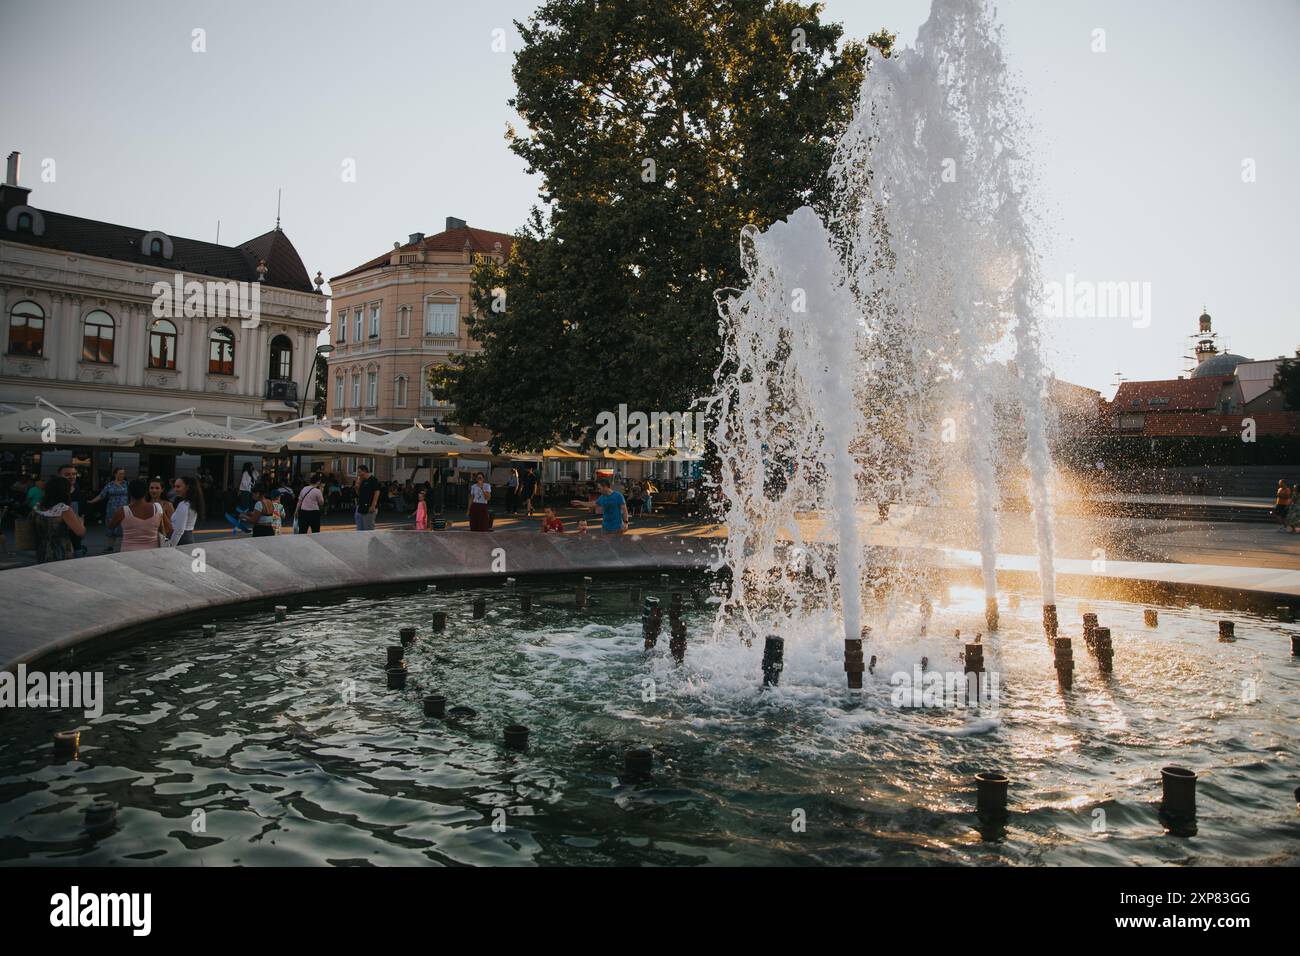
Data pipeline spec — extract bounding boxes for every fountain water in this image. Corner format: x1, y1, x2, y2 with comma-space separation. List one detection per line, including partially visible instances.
708, 0, 1059, 682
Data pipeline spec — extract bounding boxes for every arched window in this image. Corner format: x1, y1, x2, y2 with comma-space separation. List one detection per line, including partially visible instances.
82, 310, 115, 364
209, 326, 235, 375
16, 212, 33, 232
269, 334, 292, 380
148, 318, 177, 369
7, 301, 45, 357
422, 366, 436, 407
397, 305, 411, 338
335, 376, 345, 411
395, 375, 408, 408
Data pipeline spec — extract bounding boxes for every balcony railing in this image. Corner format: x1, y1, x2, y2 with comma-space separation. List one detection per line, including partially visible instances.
264, 379, 299, 404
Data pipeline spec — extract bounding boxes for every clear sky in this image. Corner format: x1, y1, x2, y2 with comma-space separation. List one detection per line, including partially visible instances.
2, 0, 1296, 395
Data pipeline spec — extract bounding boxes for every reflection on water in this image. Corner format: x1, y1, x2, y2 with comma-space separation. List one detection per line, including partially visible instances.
1, 575, 1296, 866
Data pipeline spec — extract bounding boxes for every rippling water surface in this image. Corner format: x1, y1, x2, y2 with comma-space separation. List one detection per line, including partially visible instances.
1, 574, 1296, 866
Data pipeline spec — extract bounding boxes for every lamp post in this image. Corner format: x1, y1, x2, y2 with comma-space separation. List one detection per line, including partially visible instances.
295, 342, 334, 481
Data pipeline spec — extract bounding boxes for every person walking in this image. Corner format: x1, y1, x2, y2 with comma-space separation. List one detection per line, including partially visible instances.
168, 475, 205, 547
89, 467, 130, 553
468, 472, 492, 531
643, 477, 657, 515
1275, 479, 1293, 532
571, 478, 628, 534
520, 466, 539, 515
57, 464, 88, 556
505, 467, 520, 514
32, 475, 86, 563
296, 474, 325, 534
238, 463, 257, 512
110, 478, 171, 552
354, 465, 381, 531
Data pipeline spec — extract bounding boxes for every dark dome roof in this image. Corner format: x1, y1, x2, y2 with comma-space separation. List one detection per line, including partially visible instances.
1191, 352, 1251, 378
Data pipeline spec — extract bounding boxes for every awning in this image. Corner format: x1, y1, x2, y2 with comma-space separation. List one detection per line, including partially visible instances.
0, 402, 139, 448
119, 414, 284, 454
599, 448, 657, 462
541, 445, 588, 460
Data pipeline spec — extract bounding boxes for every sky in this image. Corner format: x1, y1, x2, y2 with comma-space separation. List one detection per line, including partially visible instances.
1, 0, 1296, 396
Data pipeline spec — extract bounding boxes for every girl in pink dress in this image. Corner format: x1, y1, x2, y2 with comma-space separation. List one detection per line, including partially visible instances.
413, 488, 429, 530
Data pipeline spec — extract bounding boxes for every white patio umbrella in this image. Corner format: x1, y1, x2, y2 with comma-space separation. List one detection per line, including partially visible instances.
121, 414, 285, 454
373, 425, 491, 457
269, 423, 396, 457
0, 401, 138, 448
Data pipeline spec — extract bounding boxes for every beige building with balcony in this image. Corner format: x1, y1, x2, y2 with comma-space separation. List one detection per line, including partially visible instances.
325, 216, 511, 480
0, 150, 328, 479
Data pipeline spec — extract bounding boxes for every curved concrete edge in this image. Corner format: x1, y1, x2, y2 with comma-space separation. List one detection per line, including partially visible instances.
0, 530, 725, 672
2, 531, 1294, 673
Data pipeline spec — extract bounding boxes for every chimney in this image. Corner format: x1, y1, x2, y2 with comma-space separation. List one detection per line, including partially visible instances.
1, 150, 32, 213
445, 216, 467, 232
408, 232, 425, 245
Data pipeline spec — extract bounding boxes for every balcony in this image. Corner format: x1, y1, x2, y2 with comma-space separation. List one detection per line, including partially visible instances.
264, 379, 299, 404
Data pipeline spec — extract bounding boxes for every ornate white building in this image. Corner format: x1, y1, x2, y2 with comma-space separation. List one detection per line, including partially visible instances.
0, 151, 328, 427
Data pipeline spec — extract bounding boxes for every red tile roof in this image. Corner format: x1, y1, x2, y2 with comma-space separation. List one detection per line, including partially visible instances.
332, 226, 515, 281
1114, 411, 1298, 437
1112, 377, 1224, 412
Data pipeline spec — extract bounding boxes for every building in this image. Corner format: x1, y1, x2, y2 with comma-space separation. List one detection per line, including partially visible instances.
325, 216, 511, 480
0, 150, 328, 477
1104, 311, 1297, 437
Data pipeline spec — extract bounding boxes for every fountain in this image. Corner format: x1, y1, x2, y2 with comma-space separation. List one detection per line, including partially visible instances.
709, 0, 1059, 683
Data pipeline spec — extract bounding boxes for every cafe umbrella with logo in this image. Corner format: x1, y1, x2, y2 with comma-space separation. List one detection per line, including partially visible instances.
0, 397, 140, 449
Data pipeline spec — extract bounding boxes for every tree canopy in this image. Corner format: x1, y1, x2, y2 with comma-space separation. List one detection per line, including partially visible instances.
435, 0, 893, 450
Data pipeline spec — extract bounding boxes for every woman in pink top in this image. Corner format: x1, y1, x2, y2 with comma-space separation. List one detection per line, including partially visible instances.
109, 478, 172, 551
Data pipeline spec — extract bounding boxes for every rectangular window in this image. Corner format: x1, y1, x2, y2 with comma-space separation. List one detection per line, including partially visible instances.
369, 305, 381, 339
422, 370, 435, 407
353, 310, 363, 342
398, 307, 410, 338
351, 374, 360, 408
366, 371, 377, 407
336, 310, 346, 343
335, 377, 344, 411
424, 301, 457, 337
395, 377, 408, 408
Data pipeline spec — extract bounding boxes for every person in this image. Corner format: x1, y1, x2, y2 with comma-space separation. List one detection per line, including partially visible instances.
110, 477, 172, 552
24, 476, 45, 514
58, 464, 87, 556
629, 481, 644, 517
1275, 480, 1293, 533
354, 465, 381, 531
468, 472, 492, 531
643, 477, 657, 514
327, 475, 341, 514
168, 475, 205, 547
412, 487, 430, 530
240, 483, 283, 537
90, 467, 131, 552
520, 466, 539, 516
238, 462, 257, 511
505, 467, 520, 514
571, 478, 628, 533
33, 475, 86, 563
539, 507, 566, 533
1286, 479, 1300, 534
296, 474, 324, 534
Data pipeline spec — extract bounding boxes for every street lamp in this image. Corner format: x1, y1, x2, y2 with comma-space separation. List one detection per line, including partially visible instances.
295, 342, 334, 480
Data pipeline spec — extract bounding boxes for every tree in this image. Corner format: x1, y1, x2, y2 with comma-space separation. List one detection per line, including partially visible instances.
312, 353, 328, 420
439, 0, 893, 450
1275, 349, 1300, 410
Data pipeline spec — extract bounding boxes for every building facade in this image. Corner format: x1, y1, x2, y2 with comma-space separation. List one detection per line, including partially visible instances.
325, 217, 511, 480
0, 152, 328, 433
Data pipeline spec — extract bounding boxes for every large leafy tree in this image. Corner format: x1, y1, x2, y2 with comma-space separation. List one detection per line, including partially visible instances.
437, 0, 893, 449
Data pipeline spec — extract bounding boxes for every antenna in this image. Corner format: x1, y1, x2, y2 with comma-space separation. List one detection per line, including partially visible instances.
276, 188, 282, 230
215, 219, 220, 244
